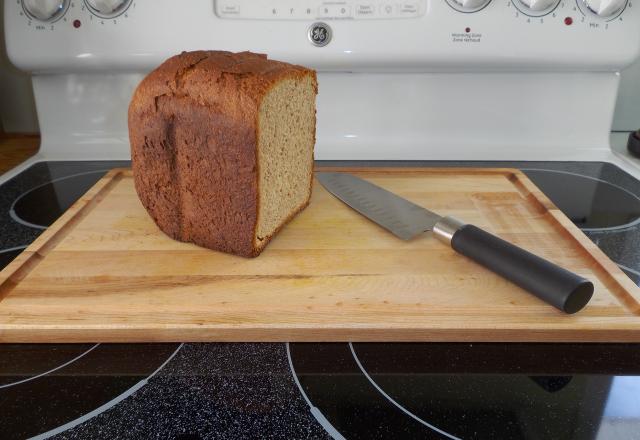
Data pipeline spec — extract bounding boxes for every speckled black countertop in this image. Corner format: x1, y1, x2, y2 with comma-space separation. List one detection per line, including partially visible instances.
1, 160, 640, 440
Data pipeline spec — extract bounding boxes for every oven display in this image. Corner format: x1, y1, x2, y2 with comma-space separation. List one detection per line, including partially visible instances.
215, 0, 426, 19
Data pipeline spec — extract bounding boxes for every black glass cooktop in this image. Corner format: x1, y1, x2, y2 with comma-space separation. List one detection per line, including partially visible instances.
1, 160, 640, 440
289, 343, 640, 440
523, 169, 640, 230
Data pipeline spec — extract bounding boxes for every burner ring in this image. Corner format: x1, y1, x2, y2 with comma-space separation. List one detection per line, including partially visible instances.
0, 245, 28, 271
31, 343, 184, 439
348, 343, 461, 440
286, 343, 345, 439
0, 342, 183, 438
522, 168, 640, 231
9, 170, 110, 230
0, 344, 99, 389
0, 245, 28, 254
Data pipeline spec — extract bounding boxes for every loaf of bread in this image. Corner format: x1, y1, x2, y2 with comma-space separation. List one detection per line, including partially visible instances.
128, 51, 317, 257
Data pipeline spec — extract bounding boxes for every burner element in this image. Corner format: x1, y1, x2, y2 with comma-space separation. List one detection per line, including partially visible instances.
11, 171, 107, 229
523, 169, 640, 230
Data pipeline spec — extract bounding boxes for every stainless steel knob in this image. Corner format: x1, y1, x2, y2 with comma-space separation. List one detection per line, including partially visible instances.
517, 0, 559, 12
84, 0, 131, 18
22, 0, 69, 22
581, 0, 627, 18
448, 0, 492, 12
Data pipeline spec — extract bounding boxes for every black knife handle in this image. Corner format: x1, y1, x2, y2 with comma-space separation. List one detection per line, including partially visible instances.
433, 217, 594, 314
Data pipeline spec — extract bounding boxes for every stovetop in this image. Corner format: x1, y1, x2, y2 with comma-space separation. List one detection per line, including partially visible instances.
1, 160, 640, 440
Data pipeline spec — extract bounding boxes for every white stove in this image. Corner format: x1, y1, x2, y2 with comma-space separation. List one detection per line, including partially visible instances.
3, 0, 640, 183
3, 3, 640, 438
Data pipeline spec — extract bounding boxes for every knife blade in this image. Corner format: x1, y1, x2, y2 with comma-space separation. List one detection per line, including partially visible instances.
316, 172, 441, 240
317, 172, 594, 314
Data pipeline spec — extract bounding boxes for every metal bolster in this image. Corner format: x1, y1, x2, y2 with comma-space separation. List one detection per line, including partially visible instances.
433, 216, 466, 246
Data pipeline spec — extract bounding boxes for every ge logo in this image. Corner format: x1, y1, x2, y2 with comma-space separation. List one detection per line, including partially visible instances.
308, 22, 332, 47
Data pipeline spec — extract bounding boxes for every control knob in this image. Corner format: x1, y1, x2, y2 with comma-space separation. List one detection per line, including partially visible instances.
22, 0, 68, 22
517, 0, 559, 12
448, 0, 492, 12
581, 0, 627, 18
84, 0, 131, 18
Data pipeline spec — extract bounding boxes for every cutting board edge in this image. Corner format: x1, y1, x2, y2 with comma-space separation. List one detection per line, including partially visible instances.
510, 169, 640, 313
3, 326, 640, 343
0, 169, 127, 303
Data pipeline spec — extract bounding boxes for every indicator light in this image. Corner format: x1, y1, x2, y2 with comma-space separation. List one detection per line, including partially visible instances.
564, 17, 573, 25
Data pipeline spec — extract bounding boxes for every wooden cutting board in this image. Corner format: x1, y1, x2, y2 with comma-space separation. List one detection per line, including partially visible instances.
1, 167, 639, 343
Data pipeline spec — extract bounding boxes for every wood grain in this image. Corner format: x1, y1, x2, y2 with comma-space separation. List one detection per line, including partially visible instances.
0, 134, 39, 174
1, 167, 639, 343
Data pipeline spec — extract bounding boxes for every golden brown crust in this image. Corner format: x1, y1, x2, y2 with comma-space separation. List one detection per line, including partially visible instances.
129, 50, 316, 257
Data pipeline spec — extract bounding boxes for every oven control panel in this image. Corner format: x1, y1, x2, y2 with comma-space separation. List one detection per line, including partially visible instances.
215, 1, 425, 20
4, 0, 640, 72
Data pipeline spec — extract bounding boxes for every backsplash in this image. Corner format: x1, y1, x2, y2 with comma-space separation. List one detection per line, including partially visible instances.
614, 58, 640, 131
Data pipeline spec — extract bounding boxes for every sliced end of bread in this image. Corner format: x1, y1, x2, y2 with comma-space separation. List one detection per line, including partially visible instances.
254, 74, 316, 252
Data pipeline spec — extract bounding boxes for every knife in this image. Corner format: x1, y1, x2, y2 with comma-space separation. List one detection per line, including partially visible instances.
316, 172, 594, 314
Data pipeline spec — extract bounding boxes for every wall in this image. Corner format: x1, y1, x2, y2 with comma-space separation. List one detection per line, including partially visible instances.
0, 2, 39, 133
614, 59, 640, 131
